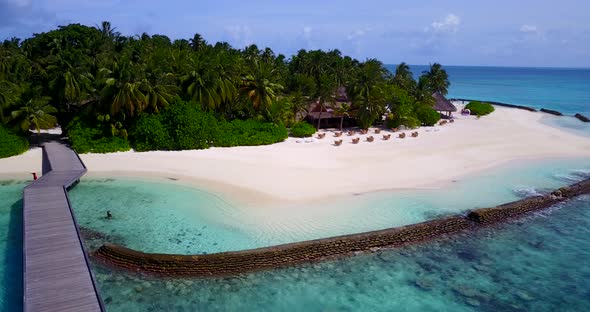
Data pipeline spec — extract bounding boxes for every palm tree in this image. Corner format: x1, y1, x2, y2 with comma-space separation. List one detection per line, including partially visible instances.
355, 84, 387, 130
393, 62, 416, 92
289, 91, 308, 122
239, 60, 283, 111
49, 67, 93, 111
265, 97, 291, 125
181, 56, 236, 111
422, 63, 450, 95
334, 103, 351, 131
10, 96, 57, 133
141, 77, 178, 113
189, 33, 207, 51
98, 62, 147, 117
0, 53, 10, 80
314, 73, 336, 129
173, 39, 191, 50
261, 48, 274, 63
96, 21, 120, 39
351, 59, 387, 101
0, 81, 20, 123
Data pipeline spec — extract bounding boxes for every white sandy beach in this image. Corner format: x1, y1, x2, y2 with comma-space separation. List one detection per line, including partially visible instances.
1, 106, 590, 203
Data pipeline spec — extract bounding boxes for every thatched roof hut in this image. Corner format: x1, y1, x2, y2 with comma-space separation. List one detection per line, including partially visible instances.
432, 92, 457, 113
335, 86, 350, 102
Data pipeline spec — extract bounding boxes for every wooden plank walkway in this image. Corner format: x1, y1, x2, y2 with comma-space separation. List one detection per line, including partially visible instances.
23, 142, 104, 312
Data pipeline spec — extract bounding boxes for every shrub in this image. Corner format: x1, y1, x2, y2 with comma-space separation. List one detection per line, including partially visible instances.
357, 108, 380, 130
466, 101, 495, 116
216, 119, 288, 146
0, 125, 29, 158
386, 114, 420, 129
131, 114, 172, 152
402, 116, 421, 129
160, 101, 219, 150
67, 118, 131, 153
290, 121, 316, 138
416, 106, 441, 126
128, 100, 288, 151
385, 113, 398, 129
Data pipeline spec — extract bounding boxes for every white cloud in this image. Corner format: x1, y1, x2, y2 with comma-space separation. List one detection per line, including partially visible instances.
225, 24, 253, 48
346, 29, 366, 40
302, 26, 312, 40
430, 14, 460, 33
412, 14, 460, 55
520, 24, 538, 33
5, 0, 31, 8
518, 24, 545, 41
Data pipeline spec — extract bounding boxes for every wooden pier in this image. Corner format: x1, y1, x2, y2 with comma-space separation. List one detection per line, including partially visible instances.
23, 142, 104, 312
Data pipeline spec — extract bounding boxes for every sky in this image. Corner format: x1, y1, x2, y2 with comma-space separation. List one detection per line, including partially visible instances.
1, 0, 589, 67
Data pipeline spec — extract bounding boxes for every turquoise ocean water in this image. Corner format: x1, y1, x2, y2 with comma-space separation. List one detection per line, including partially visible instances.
390, 65, 590, 137
387, 65, 590, 116
1, 66, 590, 310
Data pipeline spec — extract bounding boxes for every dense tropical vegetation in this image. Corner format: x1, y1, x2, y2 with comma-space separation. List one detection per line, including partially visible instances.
0, 22, 450, 155
0, 125, 29, 158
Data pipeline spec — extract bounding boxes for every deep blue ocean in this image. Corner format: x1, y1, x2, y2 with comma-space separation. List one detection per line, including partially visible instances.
385, 65, 590, 116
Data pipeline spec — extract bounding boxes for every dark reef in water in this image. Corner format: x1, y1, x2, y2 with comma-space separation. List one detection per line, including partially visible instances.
93, 179, 590, 277
575, 113, 590, 122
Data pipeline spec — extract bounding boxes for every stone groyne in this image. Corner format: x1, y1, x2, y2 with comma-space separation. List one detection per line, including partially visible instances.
451, 98, 590, 123
448, 98, 537, 112
94, 179, 590, 277
540, 108, 564, 116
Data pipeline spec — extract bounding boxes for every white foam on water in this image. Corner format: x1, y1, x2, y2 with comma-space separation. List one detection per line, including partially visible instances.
553, 173, 584, 183
512, 186, 543, 198
571, 169, 590, 179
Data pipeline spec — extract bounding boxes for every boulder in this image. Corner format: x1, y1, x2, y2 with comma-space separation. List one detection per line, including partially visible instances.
540, 108, 563, 116
575, 113, 590, 122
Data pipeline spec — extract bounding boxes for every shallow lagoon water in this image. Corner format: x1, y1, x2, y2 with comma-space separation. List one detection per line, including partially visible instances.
541, 115, 590, 138
69, 158, 590, 255
0, 180, 25, 311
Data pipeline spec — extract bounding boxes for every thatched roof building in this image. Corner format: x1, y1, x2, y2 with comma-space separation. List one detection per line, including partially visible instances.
335, 86, 350, 102
432, 92, 457, 113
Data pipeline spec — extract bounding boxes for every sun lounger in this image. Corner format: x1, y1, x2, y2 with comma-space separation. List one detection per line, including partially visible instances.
382, 134, 391, 140
360, 129, 368, 134
352, 137, 360, 144
366, 136, 374, 142
334, 140, 343, 146
374, 129, 381, 134
334, 132, 343, 137
398, 133, 406, 139
317, 133, 326, 139
411, 131, 419, 137
347, 130, 355, 136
